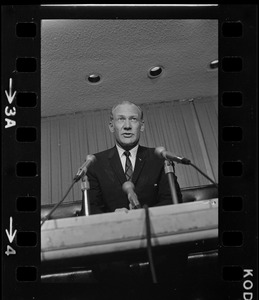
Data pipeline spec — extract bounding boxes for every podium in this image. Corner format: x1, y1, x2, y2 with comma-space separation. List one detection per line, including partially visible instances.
41, 199, 218, 262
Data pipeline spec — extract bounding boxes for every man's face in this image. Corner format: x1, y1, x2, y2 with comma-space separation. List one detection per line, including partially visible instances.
109, 103, 144, 150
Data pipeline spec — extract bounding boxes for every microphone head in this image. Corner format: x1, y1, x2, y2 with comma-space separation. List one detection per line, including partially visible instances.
154, 146, 166, 158
86, 154, 96, 163
122, 181, 135, 193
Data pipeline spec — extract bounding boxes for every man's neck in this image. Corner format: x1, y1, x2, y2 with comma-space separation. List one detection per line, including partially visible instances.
116, 143, 139, 152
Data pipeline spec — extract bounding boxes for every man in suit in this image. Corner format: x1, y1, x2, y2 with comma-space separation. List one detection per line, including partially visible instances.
86, 100, 182, 214
86, 101, 187, 285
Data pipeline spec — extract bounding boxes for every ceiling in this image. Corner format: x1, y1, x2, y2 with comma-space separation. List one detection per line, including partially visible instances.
41, 19, 218, 117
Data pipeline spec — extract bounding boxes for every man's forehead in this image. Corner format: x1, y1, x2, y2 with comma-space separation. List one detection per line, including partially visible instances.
113, 103, 141, 115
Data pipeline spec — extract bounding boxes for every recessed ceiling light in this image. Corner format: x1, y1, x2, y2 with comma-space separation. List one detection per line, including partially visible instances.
209, 59, 218, 69
148, 66, 163, 78
87, 73, 101, 84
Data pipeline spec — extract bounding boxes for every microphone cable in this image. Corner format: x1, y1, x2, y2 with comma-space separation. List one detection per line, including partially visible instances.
41, 179, 77, 227
143, 204, 157, 283
41, 155, 96, 227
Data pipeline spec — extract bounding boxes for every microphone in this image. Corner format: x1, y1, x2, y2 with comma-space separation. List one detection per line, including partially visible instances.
122, 181, 141, 209
155, 146, 191, 165
74, 154, 96, 182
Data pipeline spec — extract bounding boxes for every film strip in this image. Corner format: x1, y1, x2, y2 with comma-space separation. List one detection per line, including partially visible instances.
219, 6, 257, 299
1, 4, 257, 299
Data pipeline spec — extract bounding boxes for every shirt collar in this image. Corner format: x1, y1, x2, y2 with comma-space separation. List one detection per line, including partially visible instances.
116, 144, 139, 158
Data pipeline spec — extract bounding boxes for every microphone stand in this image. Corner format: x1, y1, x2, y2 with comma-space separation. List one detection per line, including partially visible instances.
164, 159, 179, 205
80, 174, 91, 216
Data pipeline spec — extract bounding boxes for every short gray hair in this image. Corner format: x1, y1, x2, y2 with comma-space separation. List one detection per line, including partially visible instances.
110, 101, 143, 121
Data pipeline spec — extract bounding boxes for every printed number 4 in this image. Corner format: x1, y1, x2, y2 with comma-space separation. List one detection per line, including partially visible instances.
5, 245, 16, 256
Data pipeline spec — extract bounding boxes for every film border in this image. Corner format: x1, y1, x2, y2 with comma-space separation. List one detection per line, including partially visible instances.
219, 5, 258, 299
1, 4, 258, 299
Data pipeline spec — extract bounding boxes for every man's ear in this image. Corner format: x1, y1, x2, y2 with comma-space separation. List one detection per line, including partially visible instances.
109, 121, 115, 133
140, 121, 145, 132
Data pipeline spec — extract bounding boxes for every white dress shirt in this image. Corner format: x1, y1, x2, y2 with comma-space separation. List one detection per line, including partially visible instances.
116, 144, 139, 172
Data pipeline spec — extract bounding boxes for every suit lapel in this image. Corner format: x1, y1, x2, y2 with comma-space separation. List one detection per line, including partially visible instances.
132, 146, 146, 184
108, 146, 127, 185
108, 145, 147, 185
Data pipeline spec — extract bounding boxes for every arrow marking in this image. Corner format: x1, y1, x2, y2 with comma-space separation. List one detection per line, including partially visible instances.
5, 78, 17, 105
5, 217, 17, 243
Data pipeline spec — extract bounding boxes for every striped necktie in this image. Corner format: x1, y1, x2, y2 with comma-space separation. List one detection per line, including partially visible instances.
124, 150, 133, 181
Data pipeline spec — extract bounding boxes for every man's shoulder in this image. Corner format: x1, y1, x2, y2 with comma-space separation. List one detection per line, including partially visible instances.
138, 145, 153, 151
138, 145, 161, 160
87, 148, 115, 173
93, 147, 116, 159
139, 146, 155, 152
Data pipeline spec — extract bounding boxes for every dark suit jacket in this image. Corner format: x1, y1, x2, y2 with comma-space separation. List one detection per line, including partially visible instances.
86, 145, 182, 214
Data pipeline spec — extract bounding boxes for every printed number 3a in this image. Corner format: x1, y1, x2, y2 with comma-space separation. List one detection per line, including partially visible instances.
5, 245, 16, 256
